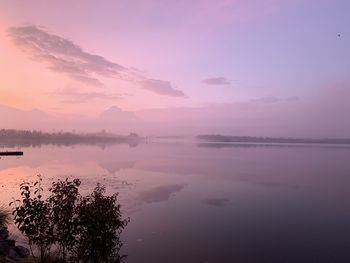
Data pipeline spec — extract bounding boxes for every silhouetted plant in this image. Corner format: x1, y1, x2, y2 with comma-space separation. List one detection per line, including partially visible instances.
10, 176, 54, 262
10, 177, 128, 263
48, 178, 81, 262
72, 184, 129, 263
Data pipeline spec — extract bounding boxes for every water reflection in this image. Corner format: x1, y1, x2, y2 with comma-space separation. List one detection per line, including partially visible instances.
201, 198, 230, 207
137, 184, 185, 204
1, 142, 350, 262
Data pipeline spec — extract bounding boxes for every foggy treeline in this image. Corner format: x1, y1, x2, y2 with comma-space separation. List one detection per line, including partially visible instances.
197, 134, 350, 145
0, 129, 141, 148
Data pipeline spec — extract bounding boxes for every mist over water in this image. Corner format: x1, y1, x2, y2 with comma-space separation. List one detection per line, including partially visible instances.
1, 141, 350, 262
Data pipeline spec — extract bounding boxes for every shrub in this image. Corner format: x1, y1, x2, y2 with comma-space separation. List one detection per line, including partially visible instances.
10, 176, 128, 263
48, 178, 81, 261
73, 184, 129, 263
10, 176, 54, 261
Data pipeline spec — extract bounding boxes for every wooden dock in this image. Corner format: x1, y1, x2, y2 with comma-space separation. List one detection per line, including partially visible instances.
0, 151, 24, 156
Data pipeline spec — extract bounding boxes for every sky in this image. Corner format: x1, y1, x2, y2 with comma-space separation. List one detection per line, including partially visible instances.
0, 0, 349, 137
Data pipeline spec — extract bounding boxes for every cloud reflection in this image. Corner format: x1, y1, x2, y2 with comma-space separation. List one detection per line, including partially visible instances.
137, 184, 185, 204
201, 198, 230, 207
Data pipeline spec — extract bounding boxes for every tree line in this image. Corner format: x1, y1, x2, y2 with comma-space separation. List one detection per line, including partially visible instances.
0, 129, 141, 148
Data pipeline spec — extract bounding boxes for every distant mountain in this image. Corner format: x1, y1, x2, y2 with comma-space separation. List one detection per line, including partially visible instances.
93, 105, 142, 134
0, 104, 57, 130
0, 104, 141, 134
99, 106, 138, 122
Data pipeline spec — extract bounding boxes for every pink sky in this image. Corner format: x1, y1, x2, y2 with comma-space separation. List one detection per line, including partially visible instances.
0, 0, 349, 136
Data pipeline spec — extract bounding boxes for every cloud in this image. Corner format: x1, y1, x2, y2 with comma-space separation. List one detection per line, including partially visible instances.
252, 96, 300, 104
203, 77, 230, 85
52, 88, 124, 104
138, 79, 186, 97
8, 25, 186, 97
253, 96, 282, 103
8, 26, 124, 86
69, 75, 105, 88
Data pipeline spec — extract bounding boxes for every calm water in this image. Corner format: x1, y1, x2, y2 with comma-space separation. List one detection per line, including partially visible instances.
1, 141, 350, 263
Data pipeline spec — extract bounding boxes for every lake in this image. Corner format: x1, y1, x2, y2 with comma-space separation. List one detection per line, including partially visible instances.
1, 141, 350, 263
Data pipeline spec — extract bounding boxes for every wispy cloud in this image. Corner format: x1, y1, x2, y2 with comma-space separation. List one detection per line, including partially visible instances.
253, 96, 282, 103
52, 88, 126, 104
203, 77, 231, 85
253, 96, 300, 104
8, 25, 186, 97
138, 79, 185, 97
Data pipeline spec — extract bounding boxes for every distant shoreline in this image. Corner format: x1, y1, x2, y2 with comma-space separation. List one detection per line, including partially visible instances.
197, 134, 350, 145
0, 129, 142, 148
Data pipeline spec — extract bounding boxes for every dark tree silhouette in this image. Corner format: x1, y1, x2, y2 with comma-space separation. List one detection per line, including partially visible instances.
10, 176, 128, 263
